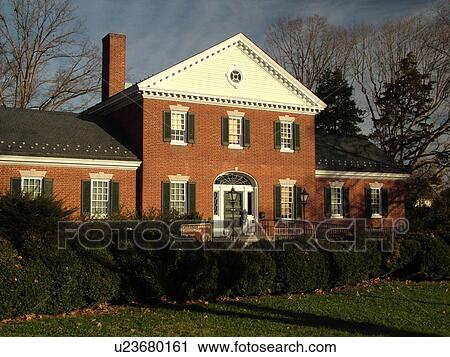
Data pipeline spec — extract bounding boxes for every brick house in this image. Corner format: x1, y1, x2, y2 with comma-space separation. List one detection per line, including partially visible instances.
0, 33, 409, 235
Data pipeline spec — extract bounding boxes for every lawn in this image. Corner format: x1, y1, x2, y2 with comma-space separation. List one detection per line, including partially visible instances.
1, 281, 449, 336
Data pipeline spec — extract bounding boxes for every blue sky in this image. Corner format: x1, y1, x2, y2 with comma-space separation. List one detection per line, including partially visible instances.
74, 0, 432, 83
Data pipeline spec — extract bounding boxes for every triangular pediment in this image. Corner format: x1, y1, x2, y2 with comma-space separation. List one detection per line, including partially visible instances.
138, 33, 325, 113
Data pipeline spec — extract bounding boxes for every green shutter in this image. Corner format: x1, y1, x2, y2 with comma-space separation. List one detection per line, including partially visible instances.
187, 112, 195, 144
163, 111, 171, 142
110, 181, 120, 214
365, 188, 372, 218
324, 187, 331, 217
243, 118, 250, 147
343, 187, 350, 217
188, 182, 196, 215
161, 181, 170, 215
293, 123, 300, 151
274, 121, 281, 149
274, 185, 281, 220
381, 188, 389, 217
10, 177, 21, 195
81, 180, 91, 215
43, 178, 54, 196
221, 117, 229, 146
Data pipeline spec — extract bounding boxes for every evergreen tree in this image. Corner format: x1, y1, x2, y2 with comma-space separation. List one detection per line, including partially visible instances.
315, 69, 365, 135
372, 52, 437, 171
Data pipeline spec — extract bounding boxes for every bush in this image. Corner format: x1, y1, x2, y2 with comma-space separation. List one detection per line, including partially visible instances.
228, 251, 276, 296
271, 245, 329, 293
0, 193, 75, 248
0, 239, 23, 319
386, 232, 450, 279
418, 235, 450, 279
77, 249, 121, 305
166, 250, 220, 300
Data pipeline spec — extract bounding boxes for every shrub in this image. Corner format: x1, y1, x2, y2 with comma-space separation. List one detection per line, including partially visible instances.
228, 251, 276, 296
0, 239, 23, 319
418, 235, 450, 279
77, 249, 121, 305
111, 242, 166, 303
166, 250, 220, 300
0, 193, 75, 248
385, 238, 422, 277
271, 245, 330, 293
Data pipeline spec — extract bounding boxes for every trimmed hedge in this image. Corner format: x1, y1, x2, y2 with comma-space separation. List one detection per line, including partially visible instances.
1, 191, 449, 318
271, 246, 330, 293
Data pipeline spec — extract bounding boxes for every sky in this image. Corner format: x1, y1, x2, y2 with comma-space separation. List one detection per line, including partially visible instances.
74, 0, 433, 83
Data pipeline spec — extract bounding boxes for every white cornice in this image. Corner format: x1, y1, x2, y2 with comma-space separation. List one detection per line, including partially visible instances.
139, 88, 321, 114
0, 155, 141, 170
315, 170, 410, 180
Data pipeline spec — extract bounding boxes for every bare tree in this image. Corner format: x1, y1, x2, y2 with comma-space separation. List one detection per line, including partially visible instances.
348, 4, 450, 180
349, 7, 449, 124
0, 0, 100, 111
265, 15, 351, 92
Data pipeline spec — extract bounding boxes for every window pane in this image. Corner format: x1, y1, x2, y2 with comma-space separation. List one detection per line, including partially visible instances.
171, 112, 186, 142
371, 188, 381, 215
22, 178, 42, 199
228, 117, 241, 145
331, 187, 342, 216
280, 122, 292, 149
281, 186, 293, 219
170, 182, 186, 214
91, 180, 109, 216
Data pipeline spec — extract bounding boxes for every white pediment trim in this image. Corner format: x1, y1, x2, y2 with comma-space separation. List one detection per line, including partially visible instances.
169, 104, 190, 112
137, 33, 326, 112
20, 169, 47, 178
168, 174, 190, 182
279, 178, 296, 186
227, 110, 245, 118
139, 89, 320, 114
89, 172, 114, 180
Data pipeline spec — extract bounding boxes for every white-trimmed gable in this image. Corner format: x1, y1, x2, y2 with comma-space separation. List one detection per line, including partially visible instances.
138, 33, 326, 114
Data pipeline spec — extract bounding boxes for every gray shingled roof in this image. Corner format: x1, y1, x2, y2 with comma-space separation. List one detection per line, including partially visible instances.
0, 107, 138, 161
315, 133, 408, 173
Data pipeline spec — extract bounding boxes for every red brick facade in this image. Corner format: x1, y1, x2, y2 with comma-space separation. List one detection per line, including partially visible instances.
0, 165, 137, 217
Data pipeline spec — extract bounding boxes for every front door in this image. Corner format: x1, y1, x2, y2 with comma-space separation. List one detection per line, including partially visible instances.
223, 191, 243, 233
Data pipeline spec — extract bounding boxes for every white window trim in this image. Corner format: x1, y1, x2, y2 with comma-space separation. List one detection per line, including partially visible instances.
21, 176, 43, 198
279, 119, 295, 153
280, 183, 295, 221
329, 182, 344, 219
169, 179, 188, 214
170, 110, 188, 146
90, 179, 110, 218
228, 115, 243, 149
370, 187, 383, 219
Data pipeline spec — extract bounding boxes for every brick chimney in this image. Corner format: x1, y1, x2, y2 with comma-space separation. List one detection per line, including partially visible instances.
102, 33, 126, 101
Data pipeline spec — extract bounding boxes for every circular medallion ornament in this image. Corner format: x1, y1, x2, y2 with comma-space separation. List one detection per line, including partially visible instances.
226, 66, 244, 88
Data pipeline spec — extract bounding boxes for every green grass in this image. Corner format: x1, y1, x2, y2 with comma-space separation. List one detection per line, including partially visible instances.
1, 281, 449, 336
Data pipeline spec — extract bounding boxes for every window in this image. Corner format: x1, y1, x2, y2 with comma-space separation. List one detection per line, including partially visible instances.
171, 111, 186, 143
213, 191, 219, 216
91, 180, 109, 217
170, 181, 186, 214
21, 177, 42, 198
281, 185, 294, 219
371, 188, 382, 217
331, 187, 343, 217
228, 116, 242, 146
280, 121, 293, 151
